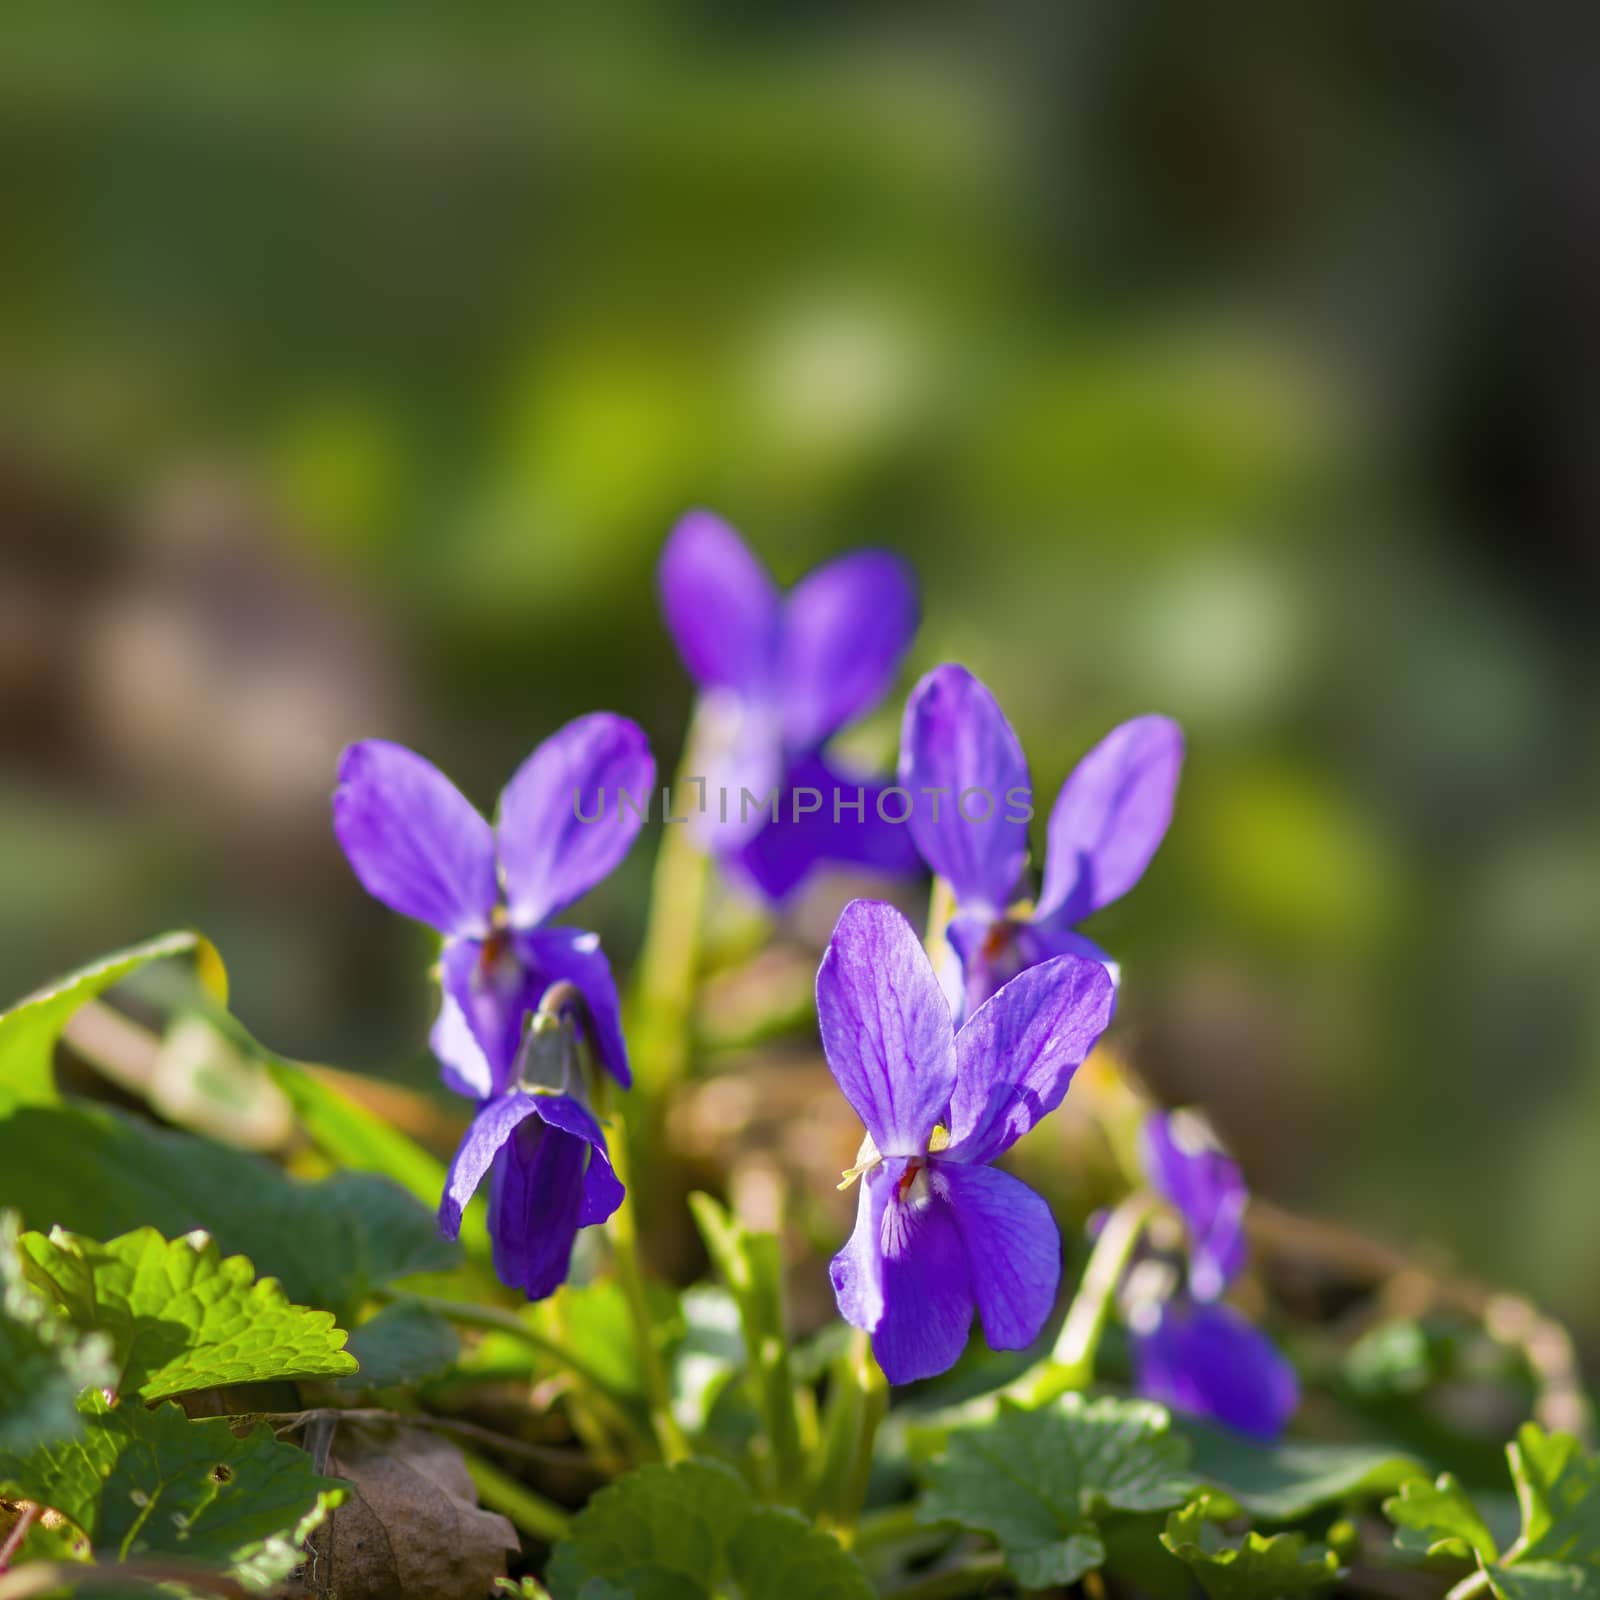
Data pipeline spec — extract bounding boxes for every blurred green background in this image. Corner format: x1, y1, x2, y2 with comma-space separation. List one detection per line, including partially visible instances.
1, 9, 1594, 1335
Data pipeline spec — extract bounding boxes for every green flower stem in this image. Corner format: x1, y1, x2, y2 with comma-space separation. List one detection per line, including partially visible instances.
1446, 1571, 1493, 1600
372, 1289, 631, 1409
606, 1110, 691, 1464
824, 1328, 888, 1542
885, 1552, 1007, 1600
630, 763, 711, 1099
1018, 1188, 1162, 1406
851, 1501, 921, 1552
460, 1448, 573, 1543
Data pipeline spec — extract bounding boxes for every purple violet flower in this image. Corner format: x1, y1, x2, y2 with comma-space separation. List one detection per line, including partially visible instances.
333, 715, 653, 1300
822, 899, 1115, 1384
658, 510, 924, 901
334, 715, 653, 1097
899, 663, 1183, 1022
1128, 1109, 1298, 1440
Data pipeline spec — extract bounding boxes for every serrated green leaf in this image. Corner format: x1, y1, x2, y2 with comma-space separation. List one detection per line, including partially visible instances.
1384, 1473, 1500, 1561
0, 932, 224, 1113
547, 1458, 870, 1599
0, 1213, 115, 1454
0, 1102, 456, 1319
726, 1506, 875, 1599
1177, 1417, 1423, 1519
1384, 1424, 1600, 1600
342, 1299, 460, 1389
18, 1225, 356, 1400
916, 1395, 1197, 1589
1161, 1496, 1341, 1599
0, 1392, 345, 1590
1510, 1424, 1600, 1569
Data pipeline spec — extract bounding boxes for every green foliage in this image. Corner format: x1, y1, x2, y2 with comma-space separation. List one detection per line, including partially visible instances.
0, 1102, 456, 1319
0, 1392, 345, 1590
1161, 1496, 1341, 1599
343, 1298, 461, 1389
916, 1395, 1197, 1589
687, 1192, 804, 1496
1385, 1426, 1600, 1599
0, 931, 224, 1113
0, 1213, 114, 1456
1178, 1417, 1423, 1519
18, 1224, 356, 1400
1386, 1472, 1501, 1561
546, 1458, 872, 1600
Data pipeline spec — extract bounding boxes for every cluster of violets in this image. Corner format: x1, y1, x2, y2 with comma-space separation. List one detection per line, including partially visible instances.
333, 509, 1294, 1439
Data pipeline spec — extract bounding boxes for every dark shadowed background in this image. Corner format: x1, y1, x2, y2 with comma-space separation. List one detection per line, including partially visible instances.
2, 7, 1595, 1337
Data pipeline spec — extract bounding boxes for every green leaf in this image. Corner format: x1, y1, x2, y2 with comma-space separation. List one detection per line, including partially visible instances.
1161, 1496, 1341, 1599
342, 1299, 460, 1389
916, 1395, 1196, 1589
0, 1103, 457, 1320
266, 1058, 448, 1210
547, 1458, 871, 1600
1383, 1425, 1600, 1600
1178, 1418, 1423, 1519
0, 931, 224, 1112
1509, 1424, 1600, 1569
1385, 1473, 1501, 1561
0, 1212, 115, 1455
0, 1392, 345, 1590
18, 1225, 356, 1400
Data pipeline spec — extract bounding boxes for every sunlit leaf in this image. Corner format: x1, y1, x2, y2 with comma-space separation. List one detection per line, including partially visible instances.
19, 1225, 356, 1400
917, 1395, 1196, 1589
1161, 1496, 1341, 1599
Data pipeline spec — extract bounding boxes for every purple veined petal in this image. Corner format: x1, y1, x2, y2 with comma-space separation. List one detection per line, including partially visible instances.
944, 954, 1116, 1166
1131, 1298, 1299, 1441
333, 740, 498, 937
429, 972, 496, 1101
512, 1090, 625, 1228
487, 1113, 590, 1301
517, 925, 632, 1088
1139, 1110, 1249, 1301
830, 1158, 899, 1333
899, 665, 1030, 913
498, 713, 656, 929
579, 1139, 625, 1227
683, 689, 786, 854
870, 1170, 975, 1384
658, 509, 783, 696
779, 550, 918, 752
438, 936, 547, 1099
439, 1091, 541, 1239
939, 1162, 1061, 1351
732, 756, 926, 904
1035, 715, 1184, 927
816, 899, 956, 1157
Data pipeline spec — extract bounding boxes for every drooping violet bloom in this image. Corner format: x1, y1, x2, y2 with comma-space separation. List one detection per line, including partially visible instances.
899, 663, 1183, 1022
438, 993, 625, 1300
1127, 1109, 1298, 1440
333, 717, 652, 1298
658, 510, 924, 902
823, 899, 1115, 1384
333, 714, 653, 1098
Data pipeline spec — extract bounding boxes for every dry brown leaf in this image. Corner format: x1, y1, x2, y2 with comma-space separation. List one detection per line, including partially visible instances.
305, 1420, 519, 1599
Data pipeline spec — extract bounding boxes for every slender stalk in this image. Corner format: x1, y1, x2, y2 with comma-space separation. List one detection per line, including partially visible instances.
460, 1449, 573, 1543
886, 1552, 1007, 1600
630, 758, 711, 1098
1017, 1189, 1161, 1406
606, 1109, 691, 1463
852, 1502, 921, 1553
829, 1329, 888, 1542
1446, 1570, 1493, 1600
0, 1506, 36, 1575
372, 1289, 630, 1409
